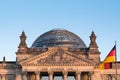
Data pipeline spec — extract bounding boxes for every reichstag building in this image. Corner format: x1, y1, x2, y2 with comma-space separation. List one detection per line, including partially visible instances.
0, 29, 120, 80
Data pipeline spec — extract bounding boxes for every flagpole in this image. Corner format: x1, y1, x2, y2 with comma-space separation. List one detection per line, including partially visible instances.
115, 41, 117, 80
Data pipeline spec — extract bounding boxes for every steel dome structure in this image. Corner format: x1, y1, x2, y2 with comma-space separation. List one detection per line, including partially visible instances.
31, 29, 86, 48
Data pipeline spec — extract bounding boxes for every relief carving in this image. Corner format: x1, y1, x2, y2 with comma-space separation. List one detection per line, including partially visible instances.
37, 50, 78, 64
22, 48, 93, 66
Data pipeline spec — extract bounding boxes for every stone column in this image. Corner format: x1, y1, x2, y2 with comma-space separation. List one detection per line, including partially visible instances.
35, 72, 40, 80
0, 75, 2, 80
16, 74, 22, 80
22, 71, 27, 80
76, 71, 81, 80
48, 71, 53, 80
1, 74, 6, 80
63, 71, 68, 80
89, 72, 94, 80
112, 74, 115, 80
16, 68, 22, 80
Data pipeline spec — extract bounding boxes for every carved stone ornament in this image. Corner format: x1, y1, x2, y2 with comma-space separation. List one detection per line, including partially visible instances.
37, 50, 78, 64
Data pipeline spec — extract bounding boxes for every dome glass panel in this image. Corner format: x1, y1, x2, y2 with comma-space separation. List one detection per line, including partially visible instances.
31, 29, 86, 48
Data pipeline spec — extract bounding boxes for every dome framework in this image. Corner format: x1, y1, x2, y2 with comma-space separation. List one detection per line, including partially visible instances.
31, 29, 86, 48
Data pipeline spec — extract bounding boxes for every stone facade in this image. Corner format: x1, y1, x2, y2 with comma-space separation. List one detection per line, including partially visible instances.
0, 29, 120, 80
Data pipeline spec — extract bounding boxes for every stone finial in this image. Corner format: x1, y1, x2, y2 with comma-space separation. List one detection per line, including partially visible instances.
18, 31, 27, 48
89, 31, 98, 48
3, 56, 6, 63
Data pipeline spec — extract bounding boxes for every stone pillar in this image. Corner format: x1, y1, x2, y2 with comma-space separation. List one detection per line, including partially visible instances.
22, 72, 27, 80
16, 68, 22, 80
112, 74, 115, 80
35, 72, 40, 80
63, 71, 68, 80
1, 74, 6, 80
0, 75, 2, 80
16, 74, 22, 80
89, 72, 94, 80
48, 71, 53, 80
76, 71, 81, 80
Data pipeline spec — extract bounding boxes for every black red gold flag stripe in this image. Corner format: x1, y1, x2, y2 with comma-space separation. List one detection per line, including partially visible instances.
99, 45, 116, 69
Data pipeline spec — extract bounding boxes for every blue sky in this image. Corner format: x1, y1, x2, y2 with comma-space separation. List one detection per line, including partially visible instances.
0, 0, 120, 61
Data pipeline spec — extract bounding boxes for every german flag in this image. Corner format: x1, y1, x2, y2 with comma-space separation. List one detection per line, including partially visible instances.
99, 45, 116, 69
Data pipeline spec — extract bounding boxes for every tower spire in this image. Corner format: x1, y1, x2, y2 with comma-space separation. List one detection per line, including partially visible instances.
17, 31, 28, 54
88, 31, 100, 63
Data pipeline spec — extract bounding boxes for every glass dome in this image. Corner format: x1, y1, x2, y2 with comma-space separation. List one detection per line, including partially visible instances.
31, 29, 86, 48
